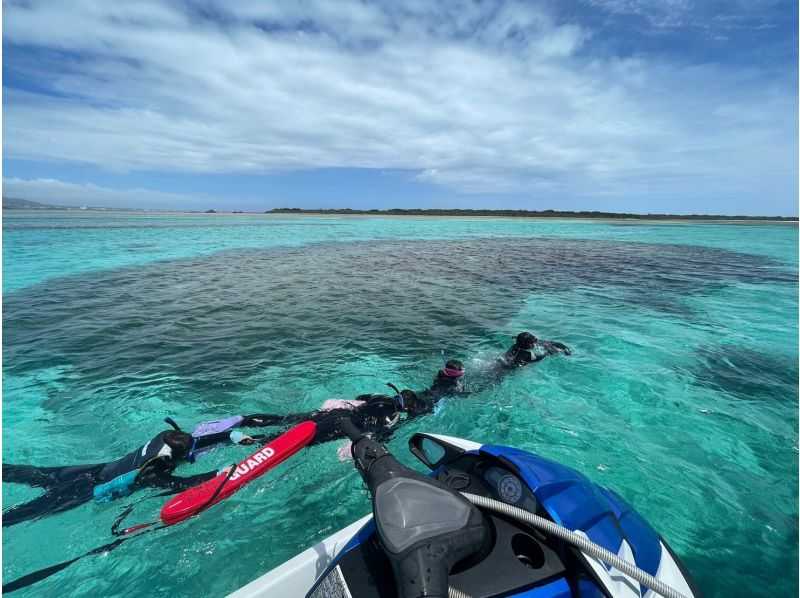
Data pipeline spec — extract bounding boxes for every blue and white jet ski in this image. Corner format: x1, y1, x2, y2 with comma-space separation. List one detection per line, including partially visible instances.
230, 422, 700, 598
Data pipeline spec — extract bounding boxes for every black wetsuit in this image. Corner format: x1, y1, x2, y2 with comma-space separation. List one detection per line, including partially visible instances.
429, 373, 463, 395
505, 344, 545, 366
402, 373, 470, 417
505, 340, 572, 366
246, 394, 405, 446
2, 430, 235, 528
238, 379, 472, 444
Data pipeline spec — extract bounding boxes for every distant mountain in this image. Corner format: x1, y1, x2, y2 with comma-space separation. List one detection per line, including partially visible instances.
2, 196, 163, 212
2, 196, 60, 209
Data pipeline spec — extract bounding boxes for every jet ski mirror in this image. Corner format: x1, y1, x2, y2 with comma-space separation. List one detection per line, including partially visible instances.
420, 438, 445, 463
409, 433, 467, 470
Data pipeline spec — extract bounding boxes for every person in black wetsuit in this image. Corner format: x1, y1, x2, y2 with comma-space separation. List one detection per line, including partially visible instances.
2, 427, 249, 528
504, 332, 571, 366
244, 392, 421, 447
406, 359, 468, 416
429, 359, 466, 395
210, 362, 470, 448
244, 360, 470, 441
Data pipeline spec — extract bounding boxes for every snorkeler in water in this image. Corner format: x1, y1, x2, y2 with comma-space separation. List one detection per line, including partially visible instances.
2, 423, 251, 527
209, 362, 473, 449
504, 332, 571, 366
406, 359, 469, 415
239, 359, 469, 437
428, 359, 467, 395
234, 390, 420, 447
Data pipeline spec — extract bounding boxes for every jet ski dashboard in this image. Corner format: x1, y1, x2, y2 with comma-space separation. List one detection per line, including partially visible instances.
307, 426, 574, 598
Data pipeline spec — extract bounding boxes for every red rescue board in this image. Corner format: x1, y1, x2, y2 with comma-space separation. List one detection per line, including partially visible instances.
160, 421, 316, 526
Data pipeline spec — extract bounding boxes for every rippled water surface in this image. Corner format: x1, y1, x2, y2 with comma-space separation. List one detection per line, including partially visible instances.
2, 212, 798, 597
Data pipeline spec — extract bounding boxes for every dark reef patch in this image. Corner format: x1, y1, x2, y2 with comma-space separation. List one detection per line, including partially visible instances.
4, 237, 795, 414
691, 346, 799, 404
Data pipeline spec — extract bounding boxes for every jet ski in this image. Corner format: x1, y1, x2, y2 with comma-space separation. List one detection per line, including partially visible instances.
230, 420, 701, 598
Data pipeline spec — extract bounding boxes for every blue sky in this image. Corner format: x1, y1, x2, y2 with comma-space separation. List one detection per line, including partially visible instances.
3, 0, 798, 215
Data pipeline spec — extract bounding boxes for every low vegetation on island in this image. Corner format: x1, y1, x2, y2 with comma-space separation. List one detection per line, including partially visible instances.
267, 207, 795, 221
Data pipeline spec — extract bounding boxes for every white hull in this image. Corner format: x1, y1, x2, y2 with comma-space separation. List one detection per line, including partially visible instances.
228, 515, 372, 598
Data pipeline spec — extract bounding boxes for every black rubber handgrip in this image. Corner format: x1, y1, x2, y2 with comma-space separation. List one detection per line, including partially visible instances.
338, 418, 364, 443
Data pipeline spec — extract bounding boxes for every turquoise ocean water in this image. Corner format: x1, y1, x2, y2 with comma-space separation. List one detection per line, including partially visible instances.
2, 212, 798, 597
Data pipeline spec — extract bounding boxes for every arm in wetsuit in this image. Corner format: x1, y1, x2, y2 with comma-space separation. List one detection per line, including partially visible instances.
240, 414, 309, 427
192, 430, 255, 450
538, 340, 572, 355
135, 459, 220, 492
190, 415, 308, 452
248, 402, 405, 447
505, 340, 571, 366
505, 345, 545, 366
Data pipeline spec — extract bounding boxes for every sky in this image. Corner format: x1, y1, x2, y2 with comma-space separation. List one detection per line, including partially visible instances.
2, 0, 798, 215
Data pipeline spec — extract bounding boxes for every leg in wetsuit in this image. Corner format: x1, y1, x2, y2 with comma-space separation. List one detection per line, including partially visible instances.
3, 460, 217, 528
3, 429, 221, 528
2, 464, 104, 527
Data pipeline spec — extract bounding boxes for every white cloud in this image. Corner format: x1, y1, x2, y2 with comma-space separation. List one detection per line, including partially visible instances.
586, 0, 784, 32
2, 0, 796, 210
584, 0, 693, 28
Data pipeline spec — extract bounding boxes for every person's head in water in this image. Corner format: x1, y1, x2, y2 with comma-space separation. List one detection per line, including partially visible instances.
163, 430, 195, 462
437, 359, 464, 380
514, 332, 537, 350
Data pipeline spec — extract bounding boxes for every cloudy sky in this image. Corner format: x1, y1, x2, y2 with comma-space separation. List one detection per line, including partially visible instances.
3, 0, 797, 214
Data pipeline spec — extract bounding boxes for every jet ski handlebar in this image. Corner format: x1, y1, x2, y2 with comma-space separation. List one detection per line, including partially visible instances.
338, 417, 364, 443
338, 418, 489, 598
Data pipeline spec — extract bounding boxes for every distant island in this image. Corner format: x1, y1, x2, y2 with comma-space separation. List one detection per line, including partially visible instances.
267, 207, 797, 221
4, 197, 796, 221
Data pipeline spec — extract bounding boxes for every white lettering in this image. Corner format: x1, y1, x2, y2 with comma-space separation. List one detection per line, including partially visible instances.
225, 447, 277, 482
